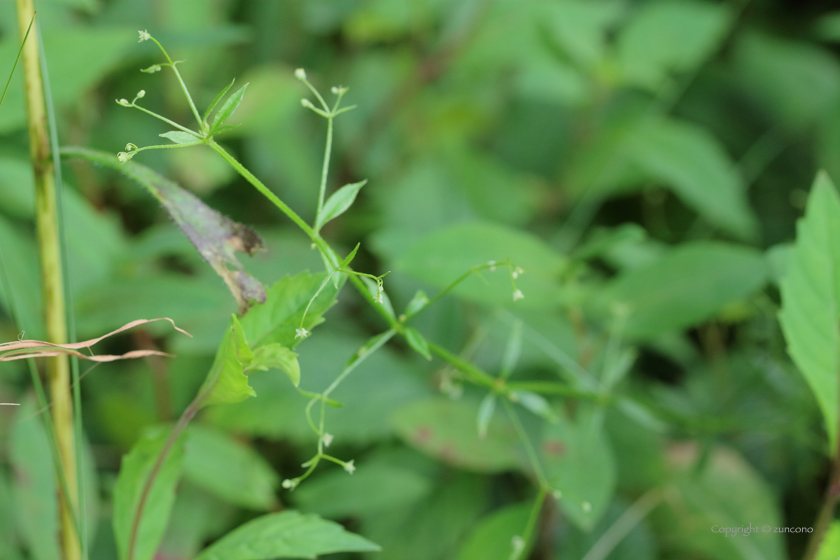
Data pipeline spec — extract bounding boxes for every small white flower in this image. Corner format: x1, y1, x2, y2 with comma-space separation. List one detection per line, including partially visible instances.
295, 68, 307, 81
281, 479, 299, 490
125, 143, 138, 152
343, 460, 356, 475
117, 152, 131, 164
512, 289, 524, 301
374, 293, 383, 304
322, 433, 334, 447
116, 98, 131, 107
515, 267, 524, 276
331, 85, 348, 95
487, 260, 497, 271
295, 327, 309, 339
141, 64, 162, 74
138, 30, 151, 43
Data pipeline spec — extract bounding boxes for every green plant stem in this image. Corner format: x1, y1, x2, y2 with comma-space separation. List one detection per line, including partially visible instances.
803, 439, 840, 560
148, 37, 204, 131
514, 488, 547, 560
581, 489, 662, 560
0, 11, 33, 107
317, 115, 333, 217
427, 341, 497, 388
503, 399, 549, 488
16, 2, 78, 559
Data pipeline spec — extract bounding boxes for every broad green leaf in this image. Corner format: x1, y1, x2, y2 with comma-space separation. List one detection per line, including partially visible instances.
198, 315, 256, 408
182, 425, 278, 510
10, 401, 59, 560
159, 131, 202, 144
395, 221, 566, 308
113, 427, 185, 560
361, 472, 487, 560
202, 78, 235, 125
599, 241, 768, 340
249, 343, 300, 386
212, 82, 249, 130
294, 460, 433, 518
816, 521, 840, 560
735, 32, 840, 128
61, 147, 266, 314
455, 503, 534, 560
240, 271, 339, 350
630, 118, 758, 240
315, 180, 367, 231
404, 327, 431, 360
543, 411, 616, 530
194, 511, 380, 560
655, 445, 784, 560
779, 171, 840, 452
618, 0, 732, 89
393, 398, 521, 472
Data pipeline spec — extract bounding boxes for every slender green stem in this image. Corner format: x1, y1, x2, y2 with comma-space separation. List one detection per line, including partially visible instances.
0, 11, 33, 108
581, 489, 662, 560
427, 341, 497, 388
503, 399, 549, 488
129, 103, 201, 136
513, 488, 547, 560
317, 116, 333, 217
148, 37, 204, 131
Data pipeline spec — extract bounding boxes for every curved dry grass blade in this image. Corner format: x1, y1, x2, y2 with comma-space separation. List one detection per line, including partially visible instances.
1, 349, 173, 362
0, 317, 191, 354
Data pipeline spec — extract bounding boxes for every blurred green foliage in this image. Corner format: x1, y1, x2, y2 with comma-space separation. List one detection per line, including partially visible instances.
2, 0, 840, 559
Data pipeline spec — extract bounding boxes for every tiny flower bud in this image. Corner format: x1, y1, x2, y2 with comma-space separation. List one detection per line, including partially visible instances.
136, 90, 145, 99
343, 460, 356, 475
138, 30, 151, 43
513, 289, 524, 301
116, 98, 131, 107
374, 294, 383, 304
295, 68, 307, 81
281, 479, 299, 490
117, 152, 132, 164
141, 64, 162, 74
295, 327, 309, 339
322, 433, 334, 447
301, 98, 315, 110
487, 260, 496, 271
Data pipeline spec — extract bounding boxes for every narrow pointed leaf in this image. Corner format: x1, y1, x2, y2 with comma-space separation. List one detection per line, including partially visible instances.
315, 180, 367, 231
159, 130, 202, 145
202, 78, 235, 124
477, 393, 497, 440
341, 243, 361, 268
404, 290, 429, 317
779, 171, 840, 453
194, 511, 380, 560
405, 327, 431, 360
212, 82, 249, 130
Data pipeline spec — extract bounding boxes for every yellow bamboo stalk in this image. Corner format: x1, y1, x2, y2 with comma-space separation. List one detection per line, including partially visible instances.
15, 2, 79, 559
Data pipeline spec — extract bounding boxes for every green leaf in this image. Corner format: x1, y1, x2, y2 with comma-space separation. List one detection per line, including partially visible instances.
393, 398, 521, 472
113, 427, 185, 560
240, 271, 339, 350
209, 124, 239, 136
404, 327, 431, 360
599, 241, 768, 340
630, 118, 758, 240
248, 343, 300, 386
202, 78, 235, 125
404, 289, 429, 317
10, 401, 59, 560
159, 131, 202, 144
395, 221, 567, 308
543, 411, 616, 530
455, 503, 534, 560
618, 0, 732, 89
779, 171, 840, 452
193, 511, 380, 560
182, 425, 278, 510
315, 180, 367, 231
211, 82, 249, 130
198, 315, 257, 408
816, 521, 840, 560
476, 393, 496, 440
658, 445, 785, 560
340, 242, 361, 267
294, 459, 433, 518
511, 391, 558, 422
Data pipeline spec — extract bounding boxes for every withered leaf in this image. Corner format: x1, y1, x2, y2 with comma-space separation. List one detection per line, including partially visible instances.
61, 147, 266, 314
